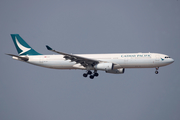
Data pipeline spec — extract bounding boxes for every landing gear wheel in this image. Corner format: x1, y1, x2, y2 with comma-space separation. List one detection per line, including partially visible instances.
90, 75, 94, 79
94, 73, 99, 77
83, 73, 88, 77
155, 71, 159, 74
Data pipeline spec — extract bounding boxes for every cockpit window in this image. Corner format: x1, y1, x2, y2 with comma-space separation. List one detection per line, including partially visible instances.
165, 56, 170, 58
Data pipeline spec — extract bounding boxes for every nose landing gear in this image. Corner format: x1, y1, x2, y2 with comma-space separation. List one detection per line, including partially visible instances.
155, 67, 159, 74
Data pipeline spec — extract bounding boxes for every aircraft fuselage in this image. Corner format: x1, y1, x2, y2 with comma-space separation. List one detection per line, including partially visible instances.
15, 53, 174, 70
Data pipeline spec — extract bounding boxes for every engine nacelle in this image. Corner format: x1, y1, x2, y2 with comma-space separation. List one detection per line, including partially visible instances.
106, 68, 125, 74
94, 63, 113, 71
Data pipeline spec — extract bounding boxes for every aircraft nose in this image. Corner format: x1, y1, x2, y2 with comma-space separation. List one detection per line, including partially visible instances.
170, 58, 174, 63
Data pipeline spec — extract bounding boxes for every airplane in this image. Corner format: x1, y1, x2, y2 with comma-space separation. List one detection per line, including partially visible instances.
7, 34, 174, 79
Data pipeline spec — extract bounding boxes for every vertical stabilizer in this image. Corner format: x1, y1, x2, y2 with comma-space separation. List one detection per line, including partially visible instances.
11, 34, 42, 55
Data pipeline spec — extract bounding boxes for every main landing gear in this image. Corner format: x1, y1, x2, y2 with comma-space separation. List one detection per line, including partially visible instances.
155, 67, 159, 74
83, 70, 99, 79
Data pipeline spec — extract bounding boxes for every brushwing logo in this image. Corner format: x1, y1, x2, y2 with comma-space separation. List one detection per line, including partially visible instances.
15, 37, 31, 55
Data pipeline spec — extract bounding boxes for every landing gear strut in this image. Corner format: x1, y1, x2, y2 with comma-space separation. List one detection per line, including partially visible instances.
83, 70, 99, 79
155, 67, 159, 74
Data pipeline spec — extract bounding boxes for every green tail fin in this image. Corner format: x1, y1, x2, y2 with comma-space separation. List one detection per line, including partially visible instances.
11, 34, 42, 55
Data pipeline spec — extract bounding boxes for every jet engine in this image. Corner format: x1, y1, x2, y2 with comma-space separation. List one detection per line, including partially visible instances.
94, 63, 113, 70
106, 68, 125, 74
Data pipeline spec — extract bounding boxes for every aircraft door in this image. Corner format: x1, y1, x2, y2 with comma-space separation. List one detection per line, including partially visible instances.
39, 56, 43, 64
155, 55, 160, 62
153, 55, 160, 66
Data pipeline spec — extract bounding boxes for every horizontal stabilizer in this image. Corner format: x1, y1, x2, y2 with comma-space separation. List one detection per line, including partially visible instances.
6, 54, 29, 61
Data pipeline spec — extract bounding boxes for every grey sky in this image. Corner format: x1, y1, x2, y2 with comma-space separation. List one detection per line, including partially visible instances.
0, 0, 180, 120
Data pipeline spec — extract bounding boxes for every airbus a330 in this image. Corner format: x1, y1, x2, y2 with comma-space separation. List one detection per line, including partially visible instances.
7, 34, 174, 79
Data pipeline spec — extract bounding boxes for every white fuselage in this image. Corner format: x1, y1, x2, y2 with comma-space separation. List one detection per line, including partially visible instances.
16, 53, 174, 70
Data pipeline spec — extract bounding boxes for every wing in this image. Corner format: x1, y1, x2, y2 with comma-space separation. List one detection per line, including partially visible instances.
46, 45, 100, 67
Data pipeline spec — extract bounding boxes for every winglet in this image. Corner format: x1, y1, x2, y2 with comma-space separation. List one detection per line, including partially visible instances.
46, 45, 53, 50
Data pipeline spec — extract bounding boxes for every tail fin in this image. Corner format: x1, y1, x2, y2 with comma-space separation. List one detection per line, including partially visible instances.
11, 34, 42, 55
